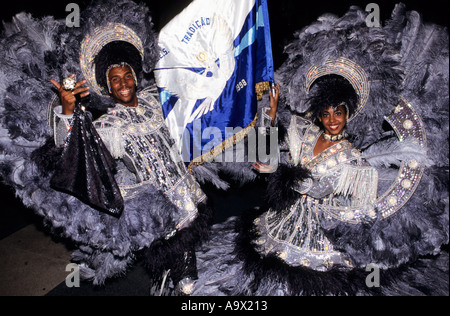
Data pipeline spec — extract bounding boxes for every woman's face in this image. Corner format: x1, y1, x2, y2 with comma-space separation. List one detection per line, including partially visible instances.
320, 104, 347, 136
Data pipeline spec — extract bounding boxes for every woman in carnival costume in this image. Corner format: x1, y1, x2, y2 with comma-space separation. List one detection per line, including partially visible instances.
191, 3, 448, 296
0, 0, 213, 294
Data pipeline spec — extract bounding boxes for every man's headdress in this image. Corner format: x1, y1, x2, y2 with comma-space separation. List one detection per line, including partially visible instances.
80, 23, 144, 96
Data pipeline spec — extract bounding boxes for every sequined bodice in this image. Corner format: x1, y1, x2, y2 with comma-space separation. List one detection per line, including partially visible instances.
94, 88, 205, 228
94, 92, 184, 191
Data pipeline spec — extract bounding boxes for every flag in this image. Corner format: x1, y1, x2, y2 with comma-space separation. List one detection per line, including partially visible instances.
155, 0, 274, 167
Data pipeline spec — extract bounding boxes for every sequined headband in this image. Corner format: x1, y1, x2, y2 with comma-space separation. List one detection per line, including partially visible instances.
305, 57, 370, 122
80, 23, 144, 96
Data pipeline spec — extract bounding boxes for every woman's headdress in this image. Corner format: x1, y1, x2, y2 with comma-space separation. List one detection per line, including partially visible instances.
305, 57, 370, 123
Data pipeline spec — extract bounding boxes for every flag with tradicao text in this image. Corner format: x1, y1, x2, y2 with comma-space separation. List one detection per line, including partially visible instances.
155, 0, 274, 167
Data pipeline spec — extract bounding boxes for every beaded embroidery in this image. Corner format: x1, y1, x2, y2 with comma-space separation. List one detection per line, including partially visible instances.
93, 87, 205, 228
375, 98, 427, 219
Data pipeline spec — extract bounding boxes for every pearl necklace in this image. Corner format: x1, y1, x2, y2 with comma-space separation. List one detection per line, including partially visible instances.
322, 131, 347, 142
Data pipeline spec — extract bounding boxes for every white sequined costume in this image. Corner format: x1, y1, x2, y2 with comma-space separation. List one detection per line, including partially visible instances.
0, 0, 212, 286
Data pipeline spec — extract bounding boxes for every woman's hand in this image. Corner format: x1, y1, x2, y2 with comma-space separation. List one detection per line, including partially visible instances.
50, 74, 90, 115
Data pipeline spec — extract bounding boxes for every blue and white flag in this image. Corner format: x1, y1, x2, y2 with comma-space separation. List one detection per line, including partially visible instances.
155, 0, 274, 166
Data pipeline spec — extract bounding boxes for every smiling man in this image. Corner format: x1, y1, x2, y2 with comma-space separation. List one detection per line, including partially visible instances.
107, 63, 138, 107
49, 24, 211, 295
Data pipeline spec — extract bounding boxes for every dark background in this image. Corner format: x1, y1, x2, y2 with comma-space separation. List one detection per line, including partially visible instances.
1, 0, 449, 69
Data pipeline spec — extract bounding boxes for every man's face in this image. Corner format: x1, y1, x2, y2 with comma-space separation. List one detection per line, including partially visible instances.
108, 65, 138, 107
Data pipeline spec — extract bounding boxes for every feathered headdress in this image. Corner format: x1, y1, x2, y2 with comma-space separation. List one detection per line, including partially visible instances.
0, 0, 174, 285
